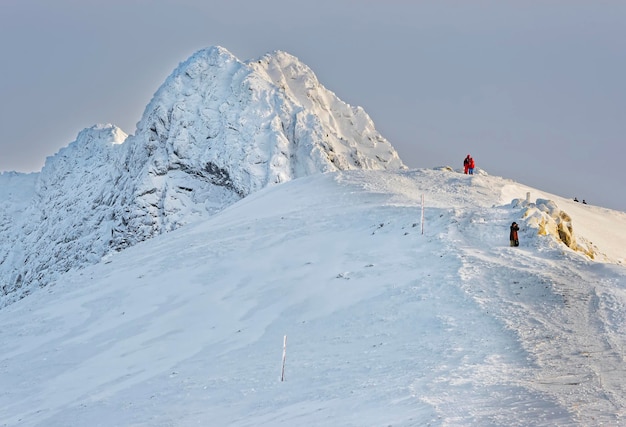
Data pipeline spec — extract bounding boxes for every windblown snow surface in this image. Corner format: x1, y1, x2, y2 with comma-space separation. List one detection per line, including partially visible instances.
1, 168, 626, 426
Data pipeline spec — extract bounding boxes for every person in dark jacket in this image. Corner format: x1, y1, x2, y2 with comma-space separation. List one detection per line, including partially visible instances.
463, 155, 471, 174
510, 222, 520, 247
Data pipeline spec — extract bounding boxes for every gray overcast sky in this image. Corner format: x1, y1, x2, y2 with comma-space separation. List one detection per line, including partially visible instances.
1, 0, 625, 211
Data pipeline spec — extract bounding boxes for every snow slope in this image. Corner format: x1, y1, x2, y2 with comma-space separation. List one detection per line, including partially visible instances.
1, 168, 625, 426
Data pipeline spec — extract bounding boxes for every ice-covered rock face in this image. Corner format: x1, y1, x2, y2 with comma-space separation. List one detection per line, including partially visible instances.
0, 124, 127, 305
514, 197, 597, 259
0, 46, 406, 307
112, 46, 405, 249
128, 47, 403, 192
247, 50, 405, 173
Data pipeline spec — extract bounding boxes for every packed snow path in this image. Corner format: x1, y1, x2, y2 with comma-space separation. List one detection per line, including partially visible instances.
445, 175, 626, 425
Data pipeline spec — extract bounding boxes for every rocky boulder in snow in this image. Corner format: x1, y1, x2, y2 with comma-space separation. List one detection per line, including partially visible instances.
514, 197, 597, 259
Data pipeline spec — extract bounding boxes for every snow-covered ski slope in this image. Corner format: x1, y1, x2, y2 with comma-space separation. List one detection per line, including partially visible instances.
1, 168, 626, 426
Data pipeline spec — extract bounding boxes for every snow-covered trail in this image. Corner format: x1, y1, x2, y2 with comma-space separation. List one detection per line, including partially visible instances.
337, 170, 577, 425
2, 168, 626, 427
446, 179, 626, 425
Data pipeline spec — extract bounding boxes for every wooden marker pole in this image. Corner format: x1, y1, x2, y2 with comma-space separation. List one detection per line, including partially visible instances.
421, 194, 425, 235
281, 335, 287, 382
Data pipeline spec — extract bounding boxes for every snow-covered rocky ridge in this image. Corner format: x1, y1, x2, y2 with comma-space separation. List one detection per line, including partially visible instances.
0, 46, 404, 307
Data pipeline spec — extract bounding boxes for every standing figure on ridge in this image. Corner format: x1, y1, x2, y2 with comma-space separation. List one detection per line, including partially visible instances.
463, 155, 471, 174
510, 222, 520, 247
468, 156, 475, 175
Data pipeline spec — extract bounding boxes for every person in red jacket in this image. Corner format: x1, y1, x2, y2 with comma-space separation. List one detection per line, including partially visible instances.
468, 156, 475, 175
510, 222, 520, 247
463, 155, 471, 174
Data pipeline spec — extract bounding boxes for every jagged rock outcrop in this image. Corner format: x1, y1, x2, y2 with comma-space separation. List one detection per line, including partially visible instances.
514, 197, 596, 259
0, 125, 126, 301
0, 46, 405, 307
108, 47, 404, 250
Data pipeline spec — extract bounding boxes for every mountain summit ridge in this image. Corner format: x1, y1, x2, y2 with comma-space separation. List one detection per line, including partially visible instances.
0, 46, 404, 306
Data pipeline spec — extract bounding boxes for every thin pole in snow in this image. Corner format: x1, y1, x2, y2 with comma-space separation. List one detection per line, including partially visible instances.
280, 335, 287, 382
421, 194, 425, 235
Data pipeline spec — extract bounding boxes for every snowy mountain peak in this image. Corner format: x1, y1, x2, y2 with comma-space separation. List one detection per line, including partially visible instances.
131, 45, 404, 192
248, 49, 403, 172
39, 124, 126, 183
0, 46, 405, 307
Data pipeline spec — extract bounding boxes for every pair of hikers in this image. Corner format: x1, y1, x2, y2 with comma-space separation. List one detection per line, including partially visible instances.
462, 154, 518, 246
463, 155, 475, 174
